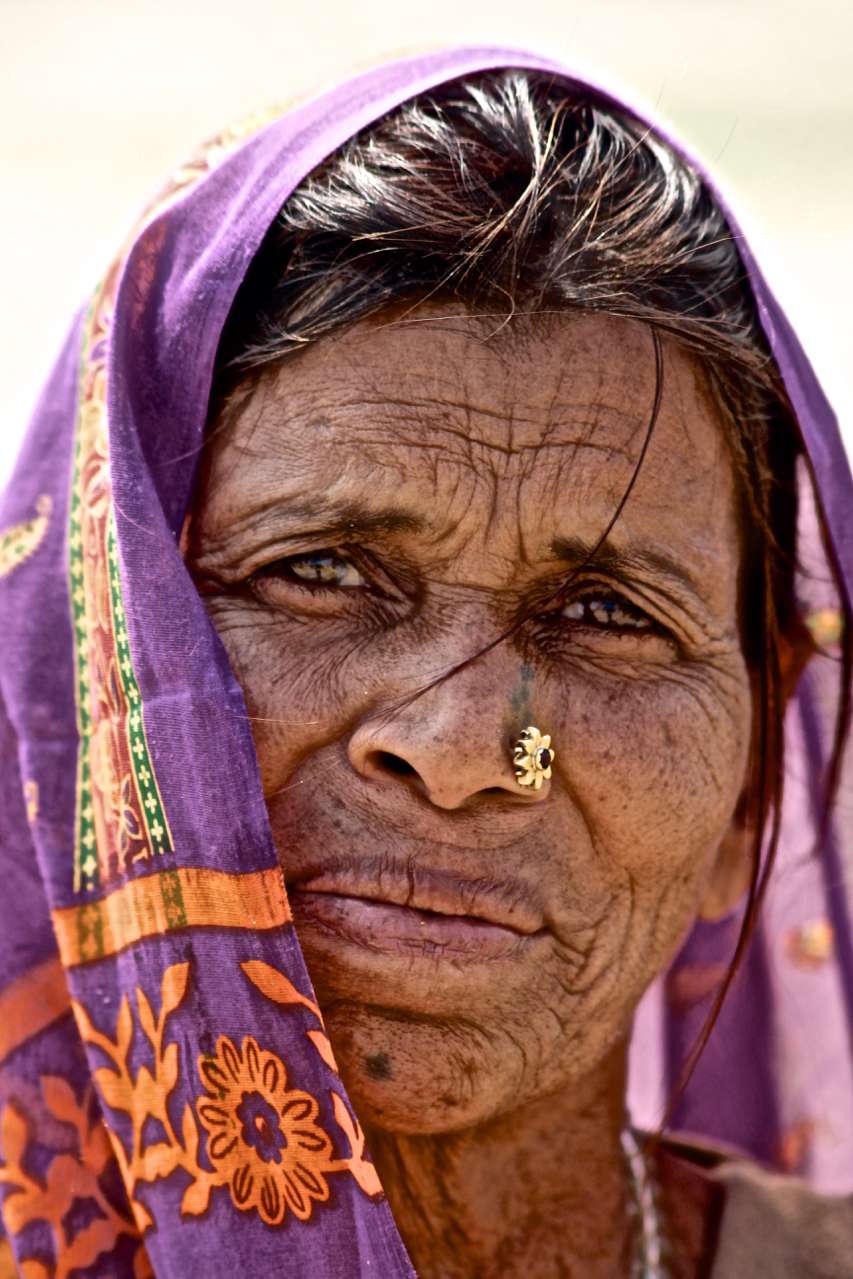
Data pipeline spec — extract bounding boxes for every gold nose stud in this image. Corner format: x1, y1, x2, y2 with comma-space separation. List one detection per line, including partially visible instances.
512, 726, 554, 790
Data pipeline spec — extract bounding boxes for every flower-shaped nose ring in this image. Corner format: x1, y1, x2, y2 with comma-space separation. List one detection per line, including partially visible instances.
512, 726, 555, 790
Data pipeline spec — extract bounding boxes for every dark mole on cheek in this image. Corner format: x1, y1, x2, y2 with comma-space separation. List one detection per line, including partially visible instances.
365, 1052, 393, 1081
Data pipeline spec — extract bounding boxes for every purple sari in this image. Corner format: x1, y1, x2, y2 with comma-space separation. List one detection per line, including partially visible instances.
0, 47, 850, 1277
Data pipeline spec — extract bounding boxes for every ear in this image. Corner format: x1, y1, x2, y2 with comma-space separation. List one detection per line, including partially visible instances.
698, 619, 816, 921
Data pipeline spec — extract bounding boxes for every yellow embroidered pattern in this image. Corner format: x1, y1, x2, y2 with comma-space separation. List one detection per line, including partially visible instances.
0, 495, 51, 579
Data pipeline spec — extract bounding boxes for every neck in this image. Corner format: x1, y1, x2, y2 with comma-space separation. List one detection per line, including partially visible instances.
365, 1043, 634, 1279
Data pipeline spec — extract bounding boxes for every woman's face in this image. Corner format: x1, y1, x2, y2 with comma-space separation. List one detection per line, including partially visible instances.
189, 309, 752, 1134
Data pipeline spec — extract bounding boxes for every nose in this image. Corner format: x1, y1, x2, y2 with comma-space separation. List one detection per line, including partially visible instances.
348, 659, 550, 810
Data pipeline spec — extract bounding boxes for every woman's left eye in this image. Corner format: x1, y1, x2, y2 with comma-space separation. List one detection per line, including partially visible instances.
561, 592, 654, 631
264, 551, 367, 589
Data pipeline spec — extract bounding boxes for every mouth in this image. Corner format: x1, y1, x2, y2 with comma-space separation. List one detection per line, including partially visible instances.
287, 867, 546, 960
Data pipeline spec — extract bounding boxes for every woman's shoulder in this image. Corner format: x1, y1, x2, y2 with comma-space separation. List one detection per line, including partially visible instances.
656, 1132, 853, 1278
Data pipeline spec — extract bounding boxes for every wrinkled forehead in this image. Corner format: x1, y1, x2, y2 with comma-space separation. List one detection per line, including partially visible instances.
202, 309, 737, 570
224, 310, 725, 463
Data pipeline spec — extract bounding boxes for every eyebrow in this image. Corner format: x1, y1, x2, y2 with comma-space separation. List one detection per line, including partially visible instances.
268, 499, 425, 540
550, 534, 703, 603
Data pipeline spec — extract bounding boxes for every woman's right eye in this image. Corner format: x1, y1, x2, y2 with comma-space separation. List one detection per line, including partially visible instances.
247, 550, 373, 612
268, 551, 368, 590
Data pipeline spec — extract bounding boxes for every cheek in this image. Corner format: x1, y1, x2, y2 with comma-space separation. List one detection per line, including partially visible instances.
207, 601, 381, 792
548, 655, 752, 916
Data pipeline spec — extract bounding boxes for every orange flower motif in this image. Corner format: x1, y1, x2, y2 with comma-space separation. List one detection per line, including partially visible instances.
197, 1035, 333, 1226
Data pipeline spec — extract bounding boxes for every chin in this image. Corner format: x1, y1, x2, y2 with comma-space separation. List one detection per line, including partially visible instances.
321, 1000, 520, 1136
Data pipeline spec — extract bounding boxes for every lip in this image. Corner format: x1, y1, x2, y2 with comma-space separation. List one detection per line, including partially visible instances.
290, 863, 544, 934
289, 889, 544, 960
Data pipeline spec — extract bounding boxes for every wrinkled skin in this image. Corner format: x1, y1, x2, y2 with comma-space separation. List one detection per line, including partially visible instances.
189, 310, 756, 1277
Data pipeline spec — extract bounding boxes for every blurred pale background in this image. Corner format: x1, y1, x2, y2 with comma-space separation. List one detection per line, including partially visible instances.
2, 0, 851, 487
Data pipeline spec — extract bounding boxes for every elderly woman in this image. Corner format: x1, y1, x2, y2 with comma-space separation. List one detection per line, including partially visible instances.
0, 47, 851, 1279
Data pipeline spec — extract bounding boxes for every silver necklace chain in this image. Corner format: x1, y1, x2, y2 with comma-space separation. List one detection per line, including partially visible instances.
621, 1128, 668, 1279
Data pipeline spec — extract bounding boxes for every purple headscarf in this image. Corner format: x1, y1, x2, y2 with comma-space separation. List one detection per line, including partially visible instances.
0, 46, 850, 1277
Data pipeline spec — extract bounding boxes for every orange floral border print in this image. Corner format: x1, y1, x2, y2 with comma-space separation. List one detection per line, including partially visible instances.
0, 1074, 150, 1279
0, 959, 71, 1065
0, 959, 381, 1274
80, 957, 381, 1228
0, 868, 292, 1065
52, 866, 291, 966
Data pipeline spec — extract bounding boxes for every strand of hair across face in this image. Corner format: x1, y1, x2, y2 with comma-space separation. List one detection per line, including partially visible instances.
363, 326, 665, 733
